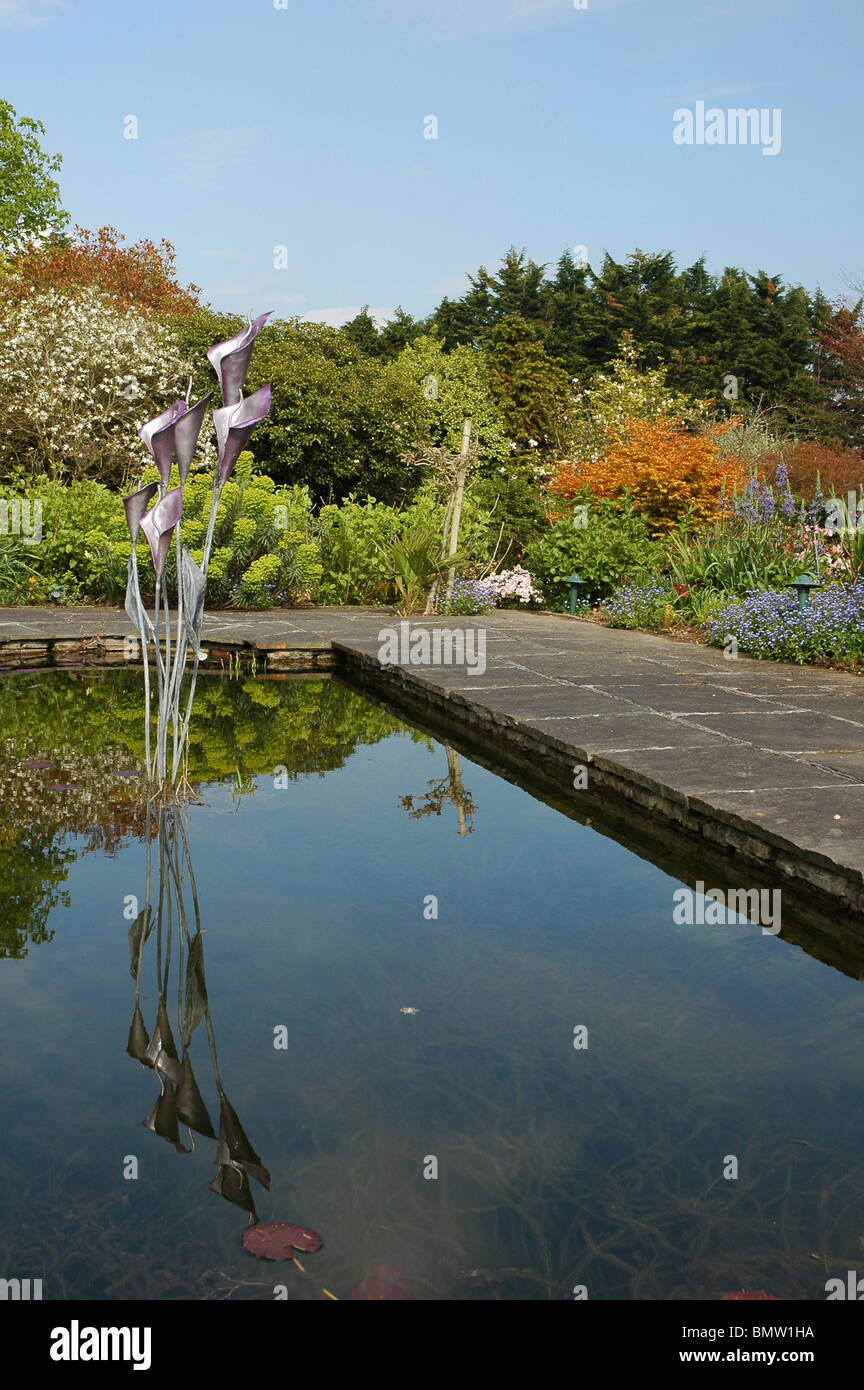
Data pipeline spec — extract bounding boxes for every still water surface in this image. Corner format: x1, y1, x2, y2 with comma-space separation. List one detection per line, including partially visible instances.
0, 670, 862, 1300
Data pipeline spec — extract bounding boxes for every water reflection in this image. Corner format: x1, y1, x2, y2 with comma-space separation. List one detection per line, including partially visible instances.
127, 802, 270, 1223
399, 747, 475, 837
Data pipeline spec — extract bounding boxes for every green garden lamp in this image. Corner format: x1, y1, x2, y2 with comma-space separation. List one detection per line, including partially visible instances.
566, 572, 587, 615
788, 574, 818, 611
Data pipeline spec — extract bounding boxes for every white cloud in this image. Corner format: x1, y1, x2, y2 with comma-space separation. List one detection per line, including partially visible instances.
302, 306, 395, 329
0, 0, 68, 25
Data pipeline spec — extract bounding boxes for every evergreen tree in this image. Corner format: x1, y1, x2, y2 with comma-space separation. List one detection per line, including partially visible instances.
486, 316, 572, 452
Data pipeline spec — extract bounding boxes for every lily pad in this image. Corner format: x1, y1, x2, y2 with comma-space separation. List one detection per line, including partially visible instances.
241, 1222, 322, 1260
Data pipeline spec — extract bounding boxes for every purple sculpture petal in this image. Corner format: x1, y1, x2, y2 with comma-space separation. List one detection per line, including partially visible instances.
123, 482, 159, 541
213, 383, 272, 484
139, 488, 183, 577
173, 393, 214, 483
138, 400, 188, 485
181, 546, 206, 653
207, 312, 272, 405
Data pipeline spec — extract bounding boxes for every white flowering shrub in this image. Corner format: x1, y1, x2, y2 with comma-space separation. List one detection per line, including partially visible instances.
567, 342, 708, 466
486, 564, 543, 606
0, 285, 189, 486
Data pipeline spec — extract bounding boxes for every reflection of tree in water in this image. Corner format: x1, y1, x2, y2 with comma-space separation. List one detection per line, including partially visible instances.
399, 746, 476, 837
0, 670, 419, 957
0, 835, 72, 958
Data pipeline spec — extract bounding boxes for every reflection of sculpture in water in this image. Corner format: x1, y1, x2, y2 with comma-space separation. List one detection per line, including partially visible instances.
399, 745, 476, 837
125, 801, 271, 1223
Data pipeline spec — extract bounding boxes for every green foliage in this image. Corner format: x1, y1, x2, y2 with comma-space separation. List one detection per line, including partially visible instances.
397, 333, 510, 468
665, 517, 803, 596
485, 316, 573, 452
244, 319, 428, 503
431, 245, 840, 442
0, 99, 66, 255
0, 474, 117, 602
472, 462, 551, 560
0, 457, 321, 608
316, 496, 403, 605
375, 521, 462, 615
526, 496, 663, 606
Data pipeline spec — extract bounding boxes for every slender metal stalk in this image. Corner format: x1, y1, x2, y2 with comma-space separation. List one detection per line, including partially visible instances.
171, 478, 222, 783
130, 543, 152, 778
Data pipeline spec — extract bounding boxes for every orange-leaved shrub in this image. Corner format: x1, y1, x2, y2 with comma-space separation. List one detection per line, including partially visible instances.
548, 419, 746, 534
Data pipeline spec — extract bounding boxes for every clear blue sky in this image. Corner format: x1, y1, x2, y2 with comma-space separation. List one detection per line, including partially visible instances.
2, 0, 861, 324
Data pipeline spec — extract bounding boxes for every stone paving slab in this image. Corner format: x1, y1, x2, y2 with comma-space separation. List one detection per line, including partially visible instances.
2, 604, 864, 911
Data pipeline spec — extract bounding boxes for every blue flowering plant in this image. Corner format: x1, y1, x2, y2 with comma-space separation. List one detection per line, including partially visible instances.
599, 580, 675, 631
439, 575, 497, 616
704, 584, 864, 666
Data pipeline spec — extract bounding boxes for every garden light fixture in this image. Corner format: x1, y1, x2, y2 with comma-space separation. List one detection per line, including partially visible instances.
788, 574, 819, 611
567, 572, 587, 615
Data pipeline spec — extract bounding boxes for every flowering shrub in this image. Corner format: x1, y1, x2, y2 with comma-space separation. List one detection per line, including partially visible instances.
566, 342, 707, 464
439, 576, 496, 616
599, 580, 674, 631
704, 585, 864, 665
485, 565, 542, 607
0, 285, 189, 487
1, 455, 324, 608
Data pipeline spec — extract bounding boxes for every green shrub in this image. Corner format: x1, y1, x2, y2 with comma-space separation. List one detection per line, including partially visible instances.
0, 473, 118, 602
526, 494, 663, 607
0, 454, 322, 608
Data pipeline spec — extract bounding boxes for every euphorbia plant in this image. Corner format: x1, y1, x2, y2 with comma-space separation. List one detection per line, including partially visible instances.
123, 311, 272, 785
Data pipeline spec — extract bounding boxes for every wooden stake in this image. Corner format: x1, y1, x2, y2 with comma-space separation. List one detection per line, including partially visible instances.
446, 418, 472, 598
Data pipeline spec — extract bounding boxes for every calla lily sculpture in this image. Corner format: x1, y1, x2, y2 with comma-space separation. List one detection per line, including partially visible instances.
123, 311, 272, 785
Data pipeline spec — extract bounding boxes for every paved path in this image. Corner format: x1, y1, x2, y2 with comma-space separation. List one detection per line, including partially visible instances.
2, 605, 863, 914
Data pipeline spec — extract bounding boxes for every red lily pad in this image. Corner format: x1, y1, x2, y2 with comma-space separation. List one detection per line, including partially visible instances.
241, 1222, 322, 1260
721, 1291, 779, 1300
350, 1265, 408, 1300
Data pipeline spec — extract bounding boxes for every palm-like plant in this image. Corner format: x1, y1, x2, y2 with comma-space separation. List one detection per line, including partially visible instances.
375, 523, 465, 615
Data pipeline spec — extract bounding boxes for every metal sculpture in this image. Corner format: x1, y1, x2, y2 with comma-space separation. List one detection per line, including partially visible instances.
122, 311, 272, 785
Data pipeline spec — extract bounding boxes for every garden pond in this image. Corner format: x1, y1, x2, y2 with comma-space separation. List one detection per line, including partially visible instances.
0, 670, 863, 1301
